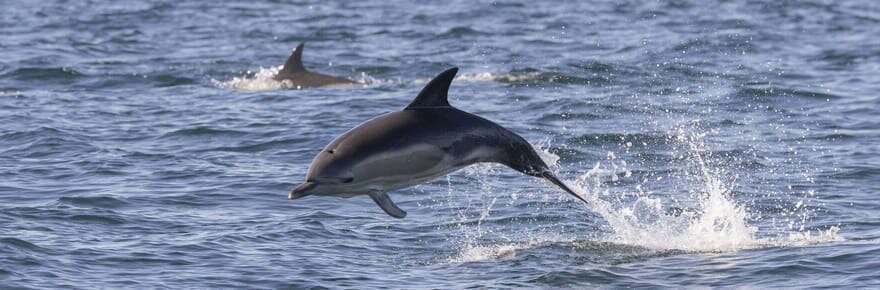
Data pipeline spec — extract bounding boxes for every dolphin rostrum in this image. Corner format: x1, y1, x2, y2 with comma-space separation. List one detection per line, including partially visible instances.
273, 43, 361, 89
289, 67, 588, 218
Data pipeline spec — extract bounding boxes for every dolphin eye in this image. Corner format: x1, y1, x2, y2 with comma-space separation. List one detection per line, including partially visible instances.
326, 149, 335, 154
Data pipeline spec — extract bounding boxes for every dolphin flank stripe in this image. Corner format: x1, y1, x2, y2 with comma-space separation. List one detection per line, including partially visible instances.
289, 67, 589, 218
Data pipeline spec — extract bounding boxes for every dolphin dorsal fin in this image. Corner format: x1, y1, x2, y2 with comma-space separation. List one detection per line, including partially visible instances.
281, 43, 307, 73
405, 67, 459, 109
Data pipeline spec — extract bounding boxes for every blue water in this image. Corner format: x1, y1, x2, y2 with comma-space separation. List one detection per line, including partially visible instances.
2, 0, 879, 288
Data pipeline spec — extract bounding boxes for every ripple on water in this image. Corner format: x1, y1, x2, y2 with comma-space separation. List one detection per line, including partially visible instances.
0, 127, 100, 159
58, 196, 130, 209
6, 67, 84, 81
0, 237, 47, 253
69, 214, 126, 225
96, 255, 194, 267
197, 137, 309, 153
158, 127, 250, 139
732, 86, 844, 101
538, 112, 605, 122
568, 133, 674, 147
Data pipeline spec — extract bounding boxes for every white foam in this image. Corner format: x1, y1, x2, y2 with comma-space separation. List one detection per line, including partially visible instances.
214, 69, 543, 91
455, 72, 542, 83
212, 66, 286, 91
554, 128, 843, 252
444, 243, 525, 263
411, 72, 543, 84
444, 126, 843, 262
212, 66, 380, 91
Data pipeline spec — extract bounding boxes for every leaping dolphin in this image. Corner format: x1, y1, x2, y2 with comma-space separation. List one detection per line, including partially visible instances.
273, 43, 361, 89
289, 68, 587, 218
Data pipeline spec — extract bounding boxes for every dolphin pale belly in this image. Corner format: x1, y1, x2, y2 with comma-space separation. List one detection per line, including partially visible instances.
289, 67, 588, 218
274, 43, 362, 89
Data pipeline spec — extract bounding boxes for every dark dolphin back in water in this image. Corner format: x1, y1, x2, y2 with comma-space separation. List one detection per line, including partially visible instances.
273, 42, 361, 89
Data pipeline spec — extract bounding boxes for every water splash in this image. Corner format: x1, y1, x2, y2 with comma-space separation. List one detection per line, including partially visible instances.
564, 126, 842, 252
215, 68, 544, 91
454, 72, 542, 83
212, 66, 285, 91
444, 243, 524, 263
444, 125, 842, 263
212, 66, 381, 91
412, 72, 543, 85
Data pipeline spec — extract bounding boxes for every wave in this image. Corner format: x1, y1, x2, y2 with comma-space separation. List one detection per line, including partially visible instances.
414, 71, 608, 86
732, 86, 844, 101
5, 67, 84, 81
158, 127, 249, 139
0, 127, 100, 158
58, 196, 130, 209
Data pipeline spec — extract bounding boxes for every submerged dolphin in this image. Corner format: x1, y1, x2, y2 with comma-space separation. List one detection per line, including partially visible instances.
289, 68, 587, 218
273, 43, 361, 89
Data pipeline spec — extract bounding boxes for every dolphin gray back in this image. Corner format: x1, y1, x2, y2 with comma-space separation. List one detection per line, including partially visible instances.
404, 67, 549, 173
273, 42, 360, 88
308, 68, 549, 181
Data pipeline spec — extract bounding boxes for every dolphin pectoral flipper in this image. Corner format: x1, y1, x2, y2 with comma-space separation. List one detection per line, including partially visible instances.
368, 192, 407, 218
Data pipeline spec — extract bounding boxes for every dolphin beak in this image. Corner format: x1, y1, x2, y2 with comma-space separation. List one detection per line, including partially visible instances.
289, 182, 317, 200
540, 172, 590, 205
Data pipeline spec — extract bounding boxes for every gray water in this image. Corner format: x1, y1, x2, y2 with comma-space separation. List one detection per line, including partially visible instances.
2, 0, 879, 288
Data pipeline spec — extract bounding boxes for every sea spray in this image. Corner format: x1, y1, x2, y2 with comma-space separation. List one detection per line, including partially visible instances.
443, 124, 841, 263
570, 125, 841, 251
571, 127, 761, 251
213, 66, 285, 91
215, 68, 547, 91
213, 66, 383, 90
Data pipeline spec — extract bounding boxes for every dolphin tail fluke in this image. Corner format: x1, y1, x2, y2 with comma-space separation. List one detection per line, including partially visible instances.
541, 172, 590, 205
281, 43, 307, 73
369, 192, 407, 218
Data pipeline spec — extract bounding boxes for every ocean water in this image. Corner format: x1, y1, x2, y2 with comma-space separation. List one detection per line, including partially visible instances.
2, 0, 879, 288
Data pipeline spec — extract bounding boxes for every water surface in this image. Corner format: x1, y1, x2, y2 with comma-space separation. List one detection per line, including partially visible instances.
2, 0, 879, 288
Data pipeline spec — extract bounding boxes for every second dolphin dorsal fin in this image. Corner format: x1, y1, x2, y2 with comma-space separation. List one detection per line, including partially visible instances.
281, 43, 307, 73
405, 67, 459, 109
